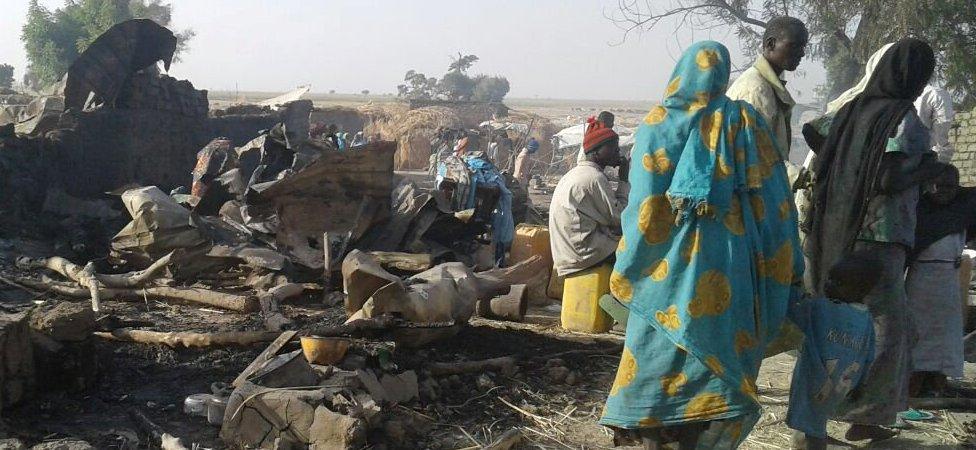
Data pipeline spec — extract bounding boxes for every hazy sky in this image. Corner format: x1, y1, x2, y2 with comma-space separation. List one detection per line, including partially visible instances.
1, 0, 826, 102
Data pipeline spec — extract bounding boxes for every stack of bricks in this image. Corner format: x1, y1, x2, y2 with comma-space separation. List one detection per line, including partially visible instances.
950, 108, 976, 186
115, 72, 209, 118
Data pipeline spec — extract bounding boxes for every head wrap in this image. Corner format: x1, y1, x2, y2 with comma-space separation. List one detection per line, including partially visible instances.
526, 138, 540, 153
825, 43, 895, 115
583, 117, 618, 153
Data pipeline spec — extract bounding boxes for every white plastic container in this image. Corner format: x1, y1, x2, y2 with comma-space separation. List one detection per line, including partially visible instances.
184, 393, 214, 417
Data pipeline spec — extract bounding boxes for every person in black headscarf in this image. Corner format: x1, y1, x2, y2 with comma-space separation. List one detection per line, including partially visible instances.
804, 38, 953, 442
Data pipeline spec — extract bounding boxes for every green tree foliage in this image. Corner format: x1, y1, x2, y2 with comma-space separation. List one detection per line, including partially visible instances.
448, 53, 479, 74
397, 70, 439, 99
610, 0, 976, 107
438, 71, 476, 101
21, 0, 194, 88
0, 64, 14, 89
398, 53, 510, 102
472, 75, 510, 102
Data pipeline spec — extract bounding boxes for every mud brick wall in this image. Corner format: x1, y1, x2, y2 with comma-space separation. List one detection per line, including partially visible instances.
951, 108, 976, 186
116, 73, 209, 117
44, 109, 214, 197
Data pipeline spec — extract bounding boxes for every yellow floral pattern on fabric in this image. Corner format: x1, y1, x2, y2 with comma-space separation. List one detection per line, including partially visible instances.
695, 48, 720, 70
778, 199, 791, 221
729, 420, 744, 442
639, 416, 662, 428
645, 105, 668, 125
688, 270, 732, 317
610, 347, 638, 396
645, 259, 670, 281
660, 372, 688, 397
610, 270, 634, 302
689, 91, 710, 112
722, 196, 745, 236
700, 109, 723, 150
740, 105, 755, 129
749, 194, 765, 222
741, 377, 758, 400
665, 76, 681, 98
714, 154, 732, 180
684, 392, 729, 419
767, 241, 794, 285
617, 236, 626, 252
746, 164, 762, 188
643, 148, 672, 174
704, 355, 725, 376
756, 129, 778, 178
682, 229, 702, 262
734, 330, 757, 355
655, 305, 681, 330
638, 195, 675, 245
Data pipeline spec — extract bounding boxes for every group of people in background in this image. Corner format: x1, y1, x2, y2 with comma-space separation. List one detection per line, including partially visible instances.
544, 15, 968, 450
309, 123, 371, 150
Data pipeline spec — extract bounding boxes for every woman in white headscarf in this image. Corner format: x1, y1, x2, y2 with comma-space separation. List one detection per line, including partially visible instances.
795, 43, 895, 286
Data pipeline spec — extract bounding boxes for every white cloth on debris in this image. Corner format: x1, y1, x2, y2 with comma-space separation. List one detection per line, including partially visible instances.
914, 84, 956, 162
907, 232, 966, 378
548, 161, 628, 277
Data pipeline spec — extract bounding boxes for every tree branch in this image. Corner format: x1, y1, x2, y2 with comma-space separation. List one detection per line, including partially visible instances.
607, 0, 767, 43
704, 0, 768, 30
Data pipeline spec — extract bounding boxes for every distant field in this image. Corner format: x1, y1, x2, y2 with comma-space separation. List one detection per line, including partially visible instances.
207, 91, 652, 127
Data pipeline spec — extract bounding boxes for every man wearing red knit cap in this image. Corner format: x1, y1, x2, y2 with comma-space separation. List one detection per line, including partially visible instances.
549, 117, 629, 311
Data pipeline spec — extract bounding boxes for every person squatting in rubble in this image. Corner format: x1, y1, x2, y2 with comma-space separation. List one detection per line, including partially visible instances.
548, 117, 630, 325
802, 38, 952, 442
512, 137, 540, 187
599, 40, 803, 450
907, 165, 976, 398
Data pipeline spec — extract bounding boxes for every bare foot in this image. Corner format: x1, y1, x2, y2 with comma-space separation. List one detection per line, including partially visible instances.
845, 424, 898, 442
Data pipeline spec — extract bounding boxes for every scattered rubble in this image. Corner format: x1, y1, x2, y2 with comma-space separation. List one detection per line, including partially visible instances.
0, 15, 704, 450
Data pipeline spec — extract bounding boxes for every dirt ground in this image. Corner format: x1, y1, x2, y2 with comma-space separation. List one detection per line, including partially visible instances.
4, 219, 975, 449
7, 290, 976, 449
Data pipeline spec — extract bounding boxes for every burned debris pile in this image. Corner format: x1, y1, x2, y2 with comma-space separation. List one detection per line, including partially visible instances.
0, 18, 576, 450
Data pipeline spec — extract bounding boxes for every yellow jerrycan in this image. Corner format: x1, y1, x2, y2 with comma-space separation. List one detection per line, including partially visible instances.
560, 263, 613, 333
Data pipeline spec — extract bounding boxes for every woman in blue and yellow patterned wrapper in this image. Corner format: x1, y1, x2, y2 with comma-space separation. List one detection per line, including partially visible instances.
599, 41, 804, 449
